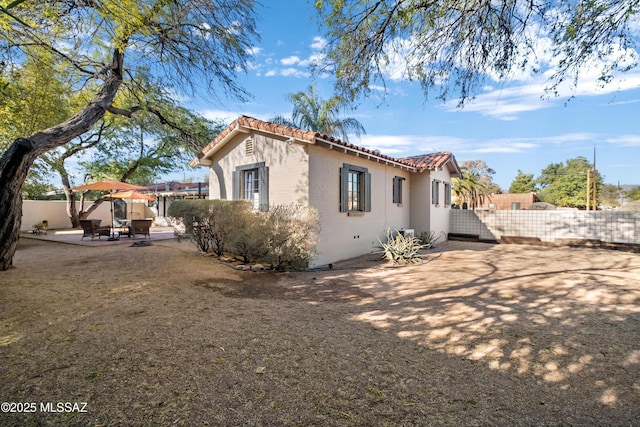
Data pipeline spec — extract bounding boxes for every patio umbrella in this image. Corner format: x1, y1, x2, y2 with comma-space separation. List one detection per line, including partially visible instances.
70, 180, 145, 239
69, 180, 144, 192
106, 190, 156, 221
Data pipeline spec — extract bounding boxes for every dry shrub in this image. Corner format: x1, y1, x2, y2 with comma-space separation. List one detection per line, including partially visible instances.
167, 199, 251, 255
168, 200, 320, 269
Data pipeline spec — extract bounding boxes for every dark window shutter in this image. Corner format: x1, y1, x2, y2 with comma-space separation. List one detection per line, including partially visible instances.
444, 182, 451, 205
232, 170, 239, 200
258, 165, 269, 210
393, 177, 399, 204
364, 171, 372, 212
432, 179, 439, 205
393, 176, 404, 204
340, 165, 349, 212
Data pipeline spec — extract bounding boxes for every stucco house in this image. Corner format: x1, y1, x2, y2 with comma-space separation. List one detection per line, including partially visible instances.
191, 116, 461, 267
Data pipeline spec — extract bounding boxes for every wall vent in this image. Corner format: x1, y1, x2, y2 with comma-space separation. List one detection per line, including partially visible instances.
245, 138, 255, 155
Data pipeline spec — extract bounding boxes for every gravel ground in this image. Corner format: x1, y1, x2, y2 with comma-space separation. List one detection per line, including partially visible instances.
1, 237, 639, 426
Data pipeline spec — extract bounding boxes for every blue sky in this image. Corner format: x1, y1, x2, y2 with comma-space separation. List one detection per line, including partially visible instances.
183, 1, 640, 190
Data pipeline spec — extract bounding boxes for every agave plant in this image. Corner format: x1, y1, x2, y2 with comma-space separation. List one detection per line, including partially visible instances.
377, 229, 425, 265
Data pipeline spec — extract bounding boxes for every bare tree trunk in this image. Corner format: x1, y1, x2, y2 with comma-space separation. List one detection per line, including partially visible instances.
60, 171, 81, 228
0, 139, 40, 270
0, 51, 123, 270
79, 198, 107, 219
60, 171, 108, 226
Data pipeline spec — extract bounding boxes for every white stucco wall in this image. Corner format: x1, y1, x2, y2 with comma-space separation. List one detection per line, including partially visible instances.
21, 200, 112, 231
208, 132, 309, 205
429, 169, 453, 242
408, 173, 431, 234
307, 145, 411, 267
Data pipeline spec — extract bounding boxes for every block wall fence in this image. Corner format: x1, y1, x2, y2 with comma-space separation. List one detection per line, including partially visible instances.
20, 200, 154, 232
450, 210, 640, 245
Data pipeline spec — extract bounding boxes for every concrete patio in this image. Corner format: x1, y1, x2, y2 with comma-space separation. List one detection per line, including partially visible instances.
21, 225, 177, 246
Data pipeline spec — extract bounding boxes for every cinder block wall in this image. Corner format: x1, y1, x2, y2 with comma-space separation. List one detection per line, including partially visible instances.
450, 210, 640, 245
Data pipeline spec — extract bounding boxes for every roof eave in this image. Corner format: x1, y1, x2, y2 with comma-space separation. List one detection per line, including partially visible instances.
190, 122, 250, 167
314, 136, 418, 172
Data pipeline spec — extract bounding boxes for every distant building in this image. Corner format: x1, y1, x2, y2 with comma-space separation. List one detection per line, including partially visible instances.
140, 181, 208, 219
474, 193, 538, 210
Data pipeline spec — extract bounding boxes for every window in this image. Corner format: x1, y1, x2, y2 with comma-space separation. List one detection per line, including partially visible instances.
242, 168, 259, 203
444, 182, 451, 206
432, 179, 440, 205
348, 170, 362, 210
512, 202, 521, 210
393, 176, 405, 204
233, 162, 269, 210
340, 164, 371, 212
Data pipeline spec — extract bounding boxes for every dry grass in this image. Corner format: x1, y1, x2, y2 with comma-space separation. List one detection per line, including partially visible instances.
1, 237, 639, 426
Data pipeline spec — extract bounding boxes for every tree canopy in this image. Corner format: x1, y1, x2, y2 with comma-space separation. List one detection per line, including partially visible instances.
315, 0, 640, 104
536, 156, 602, 207
627, 186, 640, 201
0, 0, 259, 269
509, 170, 537, 193
271, 84, 366, 142
452, 160, 499, 209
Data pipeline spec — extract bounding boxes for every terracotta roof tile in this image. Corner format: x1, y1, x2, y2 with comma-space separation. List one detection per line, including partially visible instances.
399, 152, 458, 171
193, 116, 459, 174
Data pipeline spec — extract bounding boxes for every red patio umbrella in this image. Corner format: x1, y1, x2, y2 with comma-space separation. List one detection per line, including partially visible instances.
106, 190, 156, 221
70, 180, 146, 239
69, 180, 144, 192
107, 190, 155, 201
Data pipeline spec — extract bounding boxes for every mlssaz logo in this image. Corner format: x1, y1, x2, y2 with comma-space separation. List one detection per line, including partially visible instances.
40, 402, 88, 413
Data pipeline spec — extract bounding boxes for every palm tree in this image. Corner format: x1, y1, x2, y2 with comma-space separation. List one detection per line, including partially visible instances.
272, 84, 365, 142
452, 169, 491, 210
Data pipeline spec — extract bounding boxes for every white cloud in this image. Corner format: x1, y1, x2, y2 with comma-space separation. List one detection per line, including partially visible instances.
606, 135, 640, 147
473, 142, 539, 153
359, 134, 470, 156
262, 67, 309, 78
311, 36, 327, 50
440, 66, 640, 121
199, 109, 242, 123
280, 67, 308, 77
245, 61, 261, 71
281, 55, 300, 65
199, 109, 272, 124
254, 37, 327, 78
246, 47, 262, 56
358, 131, 610, 158
376, 21, 640, 120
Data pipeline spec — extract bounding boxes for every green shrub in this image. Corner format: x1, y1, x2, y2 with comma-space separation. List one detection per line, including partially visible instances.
417, 230, 442, 249
168, 199, 251, 255
168, 200, 320, 270
377, 228, 425, 264
231, 209, 270, 263
262, 204, 320, 270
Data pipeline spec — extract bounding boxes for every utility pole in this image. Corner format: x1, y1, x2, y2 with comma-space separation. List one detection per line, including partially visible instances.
587, 170, 590, 211
592, 146, 597, 210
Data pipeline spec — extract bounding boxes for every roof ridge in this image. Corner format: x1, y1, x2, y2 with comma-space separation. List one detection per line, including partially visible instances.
194, 116, 459, 174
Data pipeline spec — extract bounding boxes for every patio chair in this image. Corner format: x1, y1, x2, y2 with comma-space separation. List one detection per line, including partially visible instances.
130, 219, 152, 239
80, 219, 111, 240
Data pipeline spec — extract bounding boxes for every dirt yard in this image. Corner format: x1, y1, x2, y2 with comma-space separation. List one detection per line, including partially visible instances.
1, 237, 639, 426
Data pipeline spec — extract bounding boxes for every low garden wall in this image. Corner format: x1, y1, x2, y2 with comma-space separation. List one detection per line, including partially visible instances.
21, 200, 153, 232
450, 210, 640, 246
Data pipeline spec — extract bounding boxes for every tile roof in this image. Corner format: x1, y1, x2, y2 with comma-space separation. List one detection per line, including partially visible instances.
193, 115, 459, 174
399, 152, 460, 173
